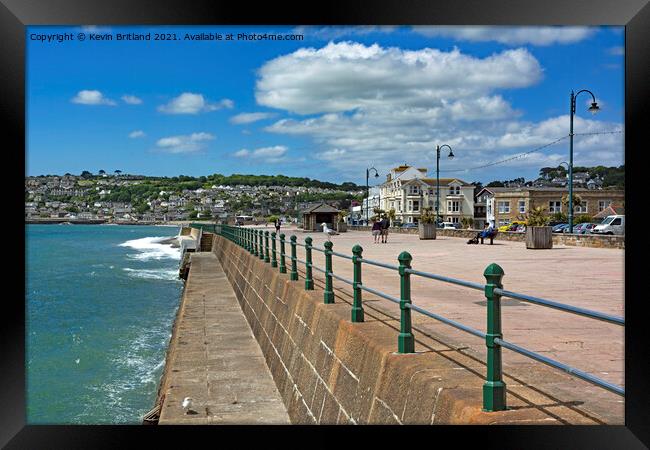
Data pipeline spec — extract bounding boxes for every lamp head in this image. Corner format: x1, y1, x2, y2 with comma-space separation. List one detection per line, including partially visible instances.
588, 102, 600, 115
448, 149, 455, 159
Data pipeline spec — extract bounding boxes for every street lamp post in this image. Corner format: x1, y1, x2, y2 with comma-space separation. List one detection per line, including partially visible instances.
435, 145, 455, 226
568, 90, 599, 233
366, 167, 379, 225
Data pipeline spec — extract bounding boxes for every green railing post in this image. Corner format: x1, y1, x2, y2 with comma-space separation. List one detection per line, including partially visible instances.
264, 231, 270, 263
271, 232, 278, 268
398, 251, 415, 353
323, 241, 334, 304
351, 244, 364, 322
483, 263, 507, 412
304, 237, 314, 290
279, 233, 287, 274
248, 229, 253, 255
254, 230, 259, 257
290, 235, 298, 281
258, 230, 264, 260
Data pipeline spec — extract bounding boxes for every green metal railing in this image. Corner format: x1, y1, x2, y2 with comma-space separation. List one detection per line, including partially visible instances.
193, 223, 625, 411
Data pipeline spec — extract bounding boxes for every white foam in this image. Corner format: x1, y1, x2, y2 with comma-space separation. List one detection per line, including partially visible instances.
119, 236, 180, 261
123, 268, 179, 281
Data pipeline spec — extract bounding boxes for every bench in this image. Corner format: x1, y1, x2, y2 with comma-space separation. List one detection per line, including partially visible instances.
480, 230, 498, 245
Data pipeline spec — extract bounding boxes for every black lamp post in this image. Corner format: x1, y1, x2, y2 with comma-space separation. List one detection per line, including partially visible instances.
366, 167, 379, 225
436, 145, 454, 226
568, 90, 599, 233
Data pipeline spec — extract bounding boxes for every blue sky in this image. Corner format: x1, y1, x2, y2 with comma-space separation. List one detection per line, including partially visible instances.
27, 25, 624, 185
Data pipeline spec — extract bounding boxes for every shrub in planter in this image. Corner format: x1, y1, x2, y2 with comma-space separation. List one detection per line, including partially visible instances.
336, 211, 348, 232
525, 206, 553, 249
418, 207, 436, 240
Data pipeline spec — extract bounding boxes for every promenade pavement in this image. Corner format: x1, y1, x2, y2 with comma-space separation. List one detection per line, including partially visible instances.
246, 224, 624, 423
158, 253, 290, 424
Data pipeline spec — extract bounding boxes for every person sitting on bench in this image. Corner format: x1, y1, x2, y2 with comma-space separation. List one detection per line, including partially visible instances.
479, 223, 497, 244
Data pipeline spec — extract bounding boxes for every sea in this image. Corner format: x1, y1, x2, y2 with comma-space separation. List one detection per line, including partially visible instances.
26, 224, 184, 424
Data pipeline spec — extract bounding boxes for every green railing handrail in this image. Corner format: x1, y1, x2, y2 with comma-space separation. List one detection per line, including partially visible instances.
195, 223, 625, 410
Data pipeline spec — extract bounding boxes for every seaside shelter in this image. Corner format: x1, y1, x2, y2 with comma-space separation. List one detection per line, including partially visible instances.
301, 203, 340, 231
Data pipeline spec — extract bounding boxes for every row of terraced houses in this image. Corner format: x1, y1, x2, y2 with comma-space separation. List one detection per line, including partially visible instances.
355, 165, 624, 228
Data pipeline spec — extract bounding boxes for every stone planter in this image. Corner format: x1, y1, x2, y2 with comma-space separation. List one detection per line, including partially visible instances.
526, 226, 553, 249
337, 222, 348, 232
418, 223, 436, 240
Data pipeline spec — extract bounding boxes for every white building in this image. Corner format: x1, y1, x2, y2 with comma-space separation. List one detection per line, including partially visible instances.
379, 165, 474, 225
360, 186, 381, 225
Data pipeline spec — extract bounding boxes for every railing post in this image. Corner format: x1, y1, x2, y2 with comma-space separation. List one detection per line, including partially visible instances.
290, 235, 298, 281
483, 263, 507, 412
398, 251, 415, 353
271, 232, 278, 268
304, 237, 314, 290
279, 233, 287, 274
323, 241, 334, 304
248, 229, 254, 255
351, 244, 364, 322
258, 230, 264, 260
254, 229, 259, 257
264, 231, 270, 263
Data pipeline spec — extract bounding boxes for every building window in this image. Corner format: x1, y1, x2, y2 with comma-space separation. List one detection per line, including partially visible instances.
598, 200, 612, 211
497, 201, 510, 214
549, 201, 562, 213
413, 200, 420, 212
575, 201, 588, 213
451, 217, 459, 223
447, 200, 460, 212
408, 185, 419, 195
518, 200, 526, 213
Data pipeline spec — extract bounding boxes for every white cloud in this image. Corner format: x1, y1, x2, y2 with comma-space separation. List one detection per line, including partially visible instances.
293, 26, 398, 40
158, 93, 234, 114
155, 132, 215, 153
233, 145, 288, 163
229, 112, 276, 124
256, 41, 542, 115
607, 46, 624, 56
412, 26, 595, 46
71, 90, 116, 106
129, 130, 146, 138
122, 95, 143, 105
257, 41, 622, 179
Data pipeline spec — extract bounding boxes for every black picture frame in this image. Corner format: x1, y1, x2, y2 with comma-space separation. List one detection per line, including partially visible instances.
3, 0, 648, 447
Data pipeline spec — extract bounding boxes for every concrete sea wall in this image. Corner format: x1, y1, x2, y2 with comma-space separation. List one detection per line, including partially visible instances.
209, 234, 586, 425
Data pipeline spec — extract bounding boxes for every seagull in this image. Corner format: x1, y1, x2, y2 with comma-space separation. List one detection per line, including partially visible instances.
182, 397, 196, 415
321, 223, 339, 242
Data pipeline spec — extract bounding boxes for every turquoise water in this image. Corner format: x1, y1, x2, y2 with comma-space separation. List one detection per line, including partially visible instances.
26, 224, 184, 424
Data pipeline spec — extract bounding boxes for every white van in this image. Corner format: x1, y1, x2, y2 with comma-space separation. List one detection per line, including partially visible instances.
592, 215, 624, 235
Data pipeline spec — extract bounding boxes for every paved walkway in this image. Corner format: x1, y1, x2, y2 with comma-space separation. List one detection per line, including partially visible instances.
246, 225, 624, 423
158, 253, 290, 424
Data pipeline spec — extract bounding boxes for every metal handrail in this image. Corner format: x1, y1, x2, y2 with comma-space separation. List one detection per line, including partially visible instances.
199, 223, 626, 406
494, 288, 624, 325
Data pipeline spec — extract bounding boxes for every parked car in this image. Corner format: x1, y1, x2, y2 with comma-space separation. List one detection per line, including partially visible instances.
578, 223, 598, 234
438, 222, 457, 230
592, 215, 625, 235
498, 220, 526, 232
402, 223, 418, 229
572, 223, 596, 234
552, 223, 568, 233
514, 224, 527, 233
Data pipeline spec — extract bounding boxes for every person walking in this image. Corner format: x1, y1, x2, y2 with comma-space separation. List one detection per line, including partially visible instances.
275, 219, 281, 234
371, 219, 382, 243
380, 216, 390, 243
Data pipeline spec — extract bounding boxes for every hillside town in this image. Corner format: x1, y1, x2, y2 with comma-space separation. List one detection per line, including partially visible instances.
25, 164, 624, 232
